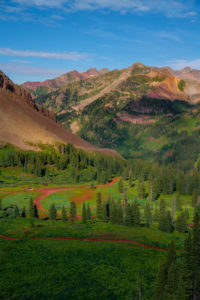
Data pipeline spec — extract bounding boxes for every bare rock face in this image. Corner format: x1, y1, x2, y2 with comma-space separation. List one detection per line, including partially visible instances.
0, 70, 57, 122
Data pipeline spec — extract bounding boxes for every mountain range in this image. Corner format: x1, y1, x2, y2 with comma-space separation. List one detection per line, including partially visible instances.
2, 62, 200, 168
0, 70, 119, 157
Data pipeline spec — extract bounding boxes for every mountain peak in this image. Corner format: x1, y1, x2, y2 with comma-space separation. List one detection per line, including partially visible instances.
132, 62, 145, 68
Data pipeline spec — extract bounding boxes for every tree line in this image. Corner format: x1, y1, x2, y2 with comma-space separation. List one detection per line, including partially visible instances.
153, 212, 200, 300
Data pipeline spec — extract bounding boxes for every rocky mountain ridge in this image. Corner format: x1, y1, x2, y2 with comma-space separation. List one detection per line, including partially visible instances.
0, 70, 120, 157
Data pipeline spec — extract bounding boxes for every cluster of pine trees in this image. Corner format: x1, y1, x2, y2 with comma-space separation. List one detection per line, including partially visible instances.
127, 160, 200, 198
0, 143, 125, 183
93, 182, 194, 233
154, 212, 200, 300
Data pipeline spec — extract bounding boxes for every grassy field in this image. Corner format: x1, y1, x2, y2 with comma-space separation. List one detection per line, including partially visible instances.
0, 218, 185, 300
0, 177, 194, 223
0, 218, 185, 248
0, 230, 163, 300
0, 175, 191, 300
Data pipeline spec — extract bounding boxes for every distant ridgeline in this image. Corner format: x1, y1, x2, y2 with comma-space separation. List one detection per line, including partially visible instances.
0, 143, 125, 184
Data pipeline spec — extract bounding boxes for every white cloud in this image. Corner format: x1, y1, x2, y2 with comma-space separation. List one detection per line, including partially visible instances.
72, 0, 149, 12
0, 63, 66, 77
0, 48, 87, 60
3, 0, 197, 19
168, 59, 200, 70
155, 31, 181, 42
11, 0, 67, 8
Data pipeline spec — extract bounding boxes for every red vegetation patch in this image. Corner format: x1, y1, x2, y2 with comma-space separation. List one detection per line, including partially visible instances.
33, 177, 121, 210
0, 235, 169, 251
70, 188, 94, 204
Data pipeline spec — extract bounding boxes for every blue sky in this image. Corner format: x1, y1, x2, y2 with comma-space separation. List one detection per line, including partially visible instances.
0, 0, 200, 83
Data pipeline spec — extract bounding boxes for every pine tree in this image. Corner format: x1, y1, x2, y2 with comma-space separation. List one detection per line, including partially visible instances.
153, 207, 159, 222
179, 233, 193, 299
34, 204, 39, 218
164, 263, 178, 300
191, 211, 200, 299
96, 192, 102, 219
123, 203, 132, 226
86, 204, 91, 220
132, 200, 140, 226
61, 205, 67, 221
153, 259, 167, 300
29, 197, 34, 227
165, 211, 174, 233
69, 201, 77, 224
176, 212, 187, 233
82, 203, 87, 224
159, 198, 166, 217
21, 206, 26, 218
129, 170, 133, 187
116, 202, 123, 225
29, 197, 34, 218
102, 202, 108, 222
49, 203, 57, 225
176, 274, 187, 300
14, 205, 20, 218
166, 241, 176, 269
118, 179, 124, 194
144, 202, 152, 227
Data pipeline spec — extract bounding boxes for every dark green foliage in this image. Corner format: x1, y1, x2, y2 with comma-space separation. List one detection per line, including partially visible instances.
192, 190, 198, 207
14, 205, 20, 218
118, 179, 124, 193
21, 206, 26, 218
164, 263, 178, 300
137, 181, 145, 199
132, 200, 141, 226
69, 201, 77, 224
153, 259, 166, 300
29, 197, 34, 227
144, 202, 152, 227
0, 198, 2, 210
0, 143, 125, 185
123, 203, 132, 226
178, 79, 186, 91
153, 241, 176, 300
0, 232, 161, 300
29, 197, 34, 218
153, 207, 159, 222
34, 205, 39, 218
159, 210, 174, 233
82, 203, 87, 224
49, 203, 57, 225
61, 205, 67, 222
176, 212, 187, 233
96, 192, 102, 219
154, 211, 200, 300
86, 204, 91, 220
